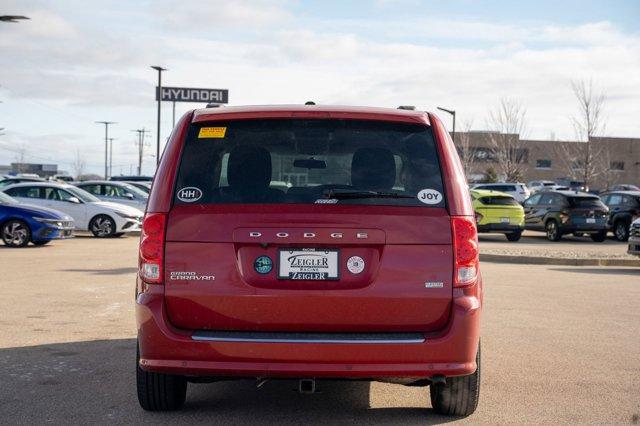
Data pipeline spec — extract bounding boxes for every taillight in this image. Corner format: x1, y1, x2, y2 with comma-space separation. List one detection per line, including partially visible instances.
139, 213, 166, 284
474, 211, 484, 223
452, 216, 479, 287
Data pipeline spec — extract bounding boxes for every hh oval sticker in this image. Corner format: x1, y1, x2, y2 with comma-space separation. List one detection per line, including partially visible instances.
177, 187, 203, 202
417, 189, 442, 205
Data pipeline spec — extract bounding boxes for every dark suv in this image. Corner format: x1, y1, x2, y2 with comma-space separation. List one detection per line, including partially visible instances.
135, 104, 483, 415
600, 191, 640, 241
523, 191, 609, 241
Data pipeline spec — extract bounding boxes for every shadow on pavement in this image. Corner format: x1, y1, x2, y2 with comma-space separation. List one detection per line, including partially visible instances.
0, 339, 457, 425
550, 267, 640, 276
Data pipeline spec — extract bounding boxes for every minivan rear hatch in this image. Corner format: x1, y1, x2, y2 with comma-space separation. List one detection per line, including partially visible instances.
164, 118, 453, 333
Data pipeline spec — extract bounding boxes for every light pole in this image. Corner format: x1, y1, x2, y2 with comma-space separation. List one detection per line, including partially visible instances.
437, 106, 456, 144
108, 137, 116, 178
151, 66, 167, 166
132, 128, 149, 176
95, 121, 115, 179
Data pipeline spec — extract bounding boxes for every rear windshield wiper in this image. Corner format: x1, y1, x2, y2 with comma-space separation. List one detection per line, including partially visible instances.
322, 189, 415, 200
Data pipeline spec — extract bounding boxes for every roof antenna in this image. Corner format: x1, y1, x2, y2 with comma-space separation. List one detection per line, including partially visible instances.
305, 101, 316, 105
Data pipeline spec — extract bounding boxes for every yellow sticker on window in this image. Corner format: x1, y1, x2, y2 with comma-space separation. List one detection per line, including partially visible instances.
198, 127, 227, 138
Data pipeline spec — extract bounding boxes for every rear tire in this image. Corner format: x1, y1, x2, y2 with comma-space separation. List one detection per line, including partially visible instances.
505, 230, 522, 242
613, 220, 630, 242
32, 240, 50, 246
590, 231, 607, 242
545, 220, 561, 241
430, 343, 480, 416
136, 344, 187, 411
113, 232, 125, 238
1, 219, 31, 247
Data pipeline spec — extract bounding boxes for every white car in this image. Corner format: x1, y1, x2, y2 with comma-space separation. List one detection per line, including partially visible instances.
2, 182, 143, 237
471, 182, 531, 203
527, 180, 556, 193
74, 180, 148, 211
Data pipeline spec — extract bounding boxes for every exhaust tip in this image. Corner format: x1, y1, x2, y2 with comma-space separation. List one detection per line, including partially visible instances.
299, 378, 316, 394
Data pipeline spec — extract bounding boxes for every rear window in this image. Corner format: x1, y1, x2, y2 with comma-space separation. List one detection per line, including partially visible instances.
569, 197, 606, 208
173, 119, 445, 207
479, 196, 519, 206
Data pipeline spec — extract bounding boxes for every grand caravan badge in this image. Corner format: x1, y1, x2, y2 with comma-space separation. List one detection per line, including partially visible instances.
278, 249, 339, 280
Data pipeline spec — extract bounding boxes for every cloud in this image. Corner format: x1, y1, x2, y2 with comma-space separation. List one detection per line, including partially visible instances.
153, 0, 292, 31
0, 2, 639, 174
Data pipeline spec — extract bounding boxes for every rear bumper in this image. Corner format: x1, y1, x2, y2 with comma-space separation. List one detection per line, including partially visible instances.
560, 223, 607, 233
477, 223, 523, 233
136, 285, 482, 380
628, 236, 640, 256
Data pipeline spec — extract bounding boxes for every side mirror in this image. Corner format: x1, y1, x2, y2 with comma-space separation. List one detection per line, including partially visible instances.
125, 193, 135, 200
67, 196, 81, 204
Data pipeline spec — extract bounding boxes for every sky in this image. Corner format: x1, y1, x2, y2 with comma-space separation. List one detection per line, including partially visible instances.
1, 0, 639, 176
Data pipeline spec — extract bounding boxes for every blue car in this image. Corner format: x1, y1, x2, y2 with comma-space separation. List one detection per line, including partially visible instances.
0, 192, 74, 247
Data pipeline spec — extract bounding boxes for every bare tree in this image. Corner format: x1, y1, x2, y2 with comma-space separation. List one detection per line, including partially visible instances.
72, 149, 86, 178
485, 98, 528, 181
456, 119, 479, 179
569, 79, 607, 187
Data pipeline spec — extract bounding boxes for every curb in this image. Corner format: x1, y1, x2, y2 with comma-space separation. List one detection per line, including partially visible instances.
480, 253, 640, 267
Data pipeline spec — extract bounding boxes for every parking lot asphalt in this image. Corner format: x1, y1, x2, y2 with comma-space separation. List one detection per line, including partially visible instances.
479, 230, 630, 257
1, 236, 639, 424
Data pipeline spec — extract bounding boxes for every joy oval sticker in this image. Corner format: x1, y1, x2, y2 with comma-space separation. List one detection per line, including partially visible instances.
177, 187, 203, 203
417, 189, 443, 205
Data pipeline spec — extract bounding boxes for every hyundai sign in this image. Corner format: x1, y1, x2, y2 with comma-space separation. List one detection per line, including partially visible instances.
156, 86, 229, 104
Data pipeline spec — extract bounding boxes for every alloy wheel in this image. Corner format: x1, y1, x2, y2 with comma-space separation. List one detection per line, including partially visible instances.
2, 221, 29, 247
615, 222, 628, 241
92, 217, 114, 237
546, 221, 558, 241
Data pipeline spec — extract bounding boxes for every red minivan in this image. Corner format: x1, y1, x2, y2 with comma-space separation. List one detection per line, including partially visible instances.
136, 105, 482, 416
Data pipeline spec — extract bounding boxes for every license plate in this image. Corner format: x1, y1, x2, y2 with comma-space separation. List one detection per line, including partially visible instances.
586, 218, 596, 224
501, 217, 510, 223
278, 249, 339, 280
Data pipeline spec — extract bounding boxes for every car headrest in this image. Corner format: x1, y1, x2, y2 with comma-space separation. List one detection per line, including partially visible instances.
227, 145, 272, 190
351, 147, 396, 191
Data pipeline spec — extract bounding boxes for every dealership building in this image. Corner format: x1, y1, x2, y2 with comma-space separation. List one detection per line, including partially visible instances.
454, 132, 640, 190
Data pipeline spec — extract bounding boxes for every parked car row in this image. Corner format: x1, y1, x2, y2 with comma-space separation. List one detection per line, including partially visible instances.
0, 192, 74, 247
470, 187, 640, 243
0, 180, 148, 247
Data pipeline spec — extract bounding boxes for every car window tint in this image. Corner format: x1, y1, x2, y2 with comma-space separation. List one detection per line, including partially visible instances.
539, 194, 554, 205
525, 194, 542, 205
57, 189, 74, 201
105, 185, 126, 197
6, 186, 40, 198
43, 187, 61, 200
569, 197, 606, 208
174, 119, 445, 207
553, 194, 568, 206
479, 196, 519, 206
608, 195, 623, 206
81, 184, 101, 195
